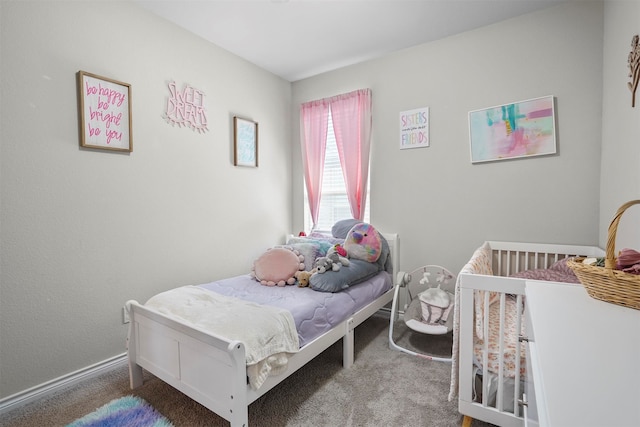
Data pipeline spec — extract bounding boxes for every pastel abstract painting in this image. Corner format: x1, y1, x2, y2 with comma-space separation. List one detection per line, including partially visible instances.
469, 96, 556, 163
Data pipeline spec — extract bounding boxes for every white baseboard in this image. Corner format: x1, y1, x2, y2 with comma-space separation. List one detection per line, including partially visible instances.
0, 353, 127, 416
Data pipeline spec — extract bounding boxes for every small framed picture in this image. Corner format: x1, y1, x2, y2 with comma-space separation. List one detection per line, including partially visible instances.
77, 71, 132, 152
399, 107, 429, 149
233, 116, 258, 167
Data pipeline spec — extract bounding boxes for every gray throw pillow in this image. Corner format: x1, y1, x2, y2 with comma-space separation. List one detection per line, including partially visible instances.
331, 219, 362, 239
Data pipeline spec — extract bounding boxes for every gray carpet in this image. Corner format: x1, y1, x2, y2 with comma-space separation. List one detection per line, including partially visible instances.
1, 312, 494, 426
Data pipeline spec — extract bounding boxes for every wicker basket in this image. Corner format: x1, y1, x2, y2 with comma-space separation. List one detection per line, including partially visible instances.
567, 200, 640, 310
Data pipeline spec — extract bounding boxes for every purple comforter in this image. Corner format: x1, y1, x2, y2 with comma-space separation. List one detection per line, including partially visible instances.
198, 271, 392, 347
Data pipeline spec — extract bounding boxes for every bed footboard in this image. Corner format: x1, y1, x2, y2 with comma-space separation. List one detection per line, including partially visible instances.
126, 300, 250, 427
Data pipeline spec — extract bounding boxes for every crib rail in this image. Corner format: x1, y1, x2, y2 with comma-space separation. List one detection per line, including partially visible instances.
488, 241, 604, 277
458, 275, 526, 427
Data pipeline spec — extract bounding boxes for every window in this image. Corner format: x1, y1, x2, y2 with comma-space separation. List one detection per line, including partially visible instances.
303, 111, 370, 232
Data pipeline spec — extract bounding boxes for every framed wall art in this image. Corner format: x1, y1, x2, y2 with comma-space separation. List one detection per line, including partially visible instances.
77, 71, 132, 152
468, 95, 556, 163
399, 107, 429, 149
233, 116, 258, 167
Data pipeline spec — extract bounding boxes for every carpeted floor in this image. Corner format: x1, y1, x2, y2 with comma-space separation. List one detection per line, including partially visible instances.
1, 312, 495, 427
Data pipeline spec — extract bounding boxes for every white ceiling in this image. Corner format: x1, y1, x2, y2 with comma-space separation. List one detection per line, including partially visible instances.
135, 0, 567, 82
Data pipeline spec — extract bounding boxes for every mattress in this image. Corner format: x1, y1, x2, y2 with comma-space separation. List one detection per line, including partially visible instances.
198, 271, 393, 347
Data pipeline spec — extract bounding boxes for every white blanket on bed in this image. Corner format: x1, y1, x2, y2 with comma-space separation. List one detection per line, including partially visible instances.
145, 285, 299, 390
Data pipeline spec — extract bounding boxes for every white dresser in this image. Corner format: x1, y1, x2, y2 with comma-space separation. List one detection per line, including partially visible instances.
524, 280, 640, 427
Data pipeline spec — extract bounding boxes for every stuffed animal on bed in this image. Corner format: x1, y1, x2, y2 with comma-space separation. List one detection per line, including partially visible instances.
326, 244, 350, 271
294, 270, 314, 287
343, 222, 382, 263
312, 256, 334, 274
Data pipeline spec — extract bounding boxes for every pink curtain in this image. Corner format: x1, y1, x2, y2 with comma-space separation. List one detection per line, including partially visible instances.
299, 99, 330, 227
330, 89, 372, 221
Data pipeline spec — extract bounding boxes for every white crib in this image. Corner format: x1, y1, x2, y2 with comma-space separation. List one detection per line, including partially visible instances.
451, 241, 604, 427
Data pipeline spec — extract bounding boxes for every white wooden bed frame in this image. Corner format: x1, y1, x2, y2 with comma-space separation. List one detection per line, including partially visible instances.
457, 241, 604, 427
126, 233, 399, 427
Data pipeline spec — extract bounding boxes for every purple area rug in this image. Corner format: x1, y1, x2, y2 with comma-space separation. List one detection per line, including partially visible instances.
66, 396, 173, 427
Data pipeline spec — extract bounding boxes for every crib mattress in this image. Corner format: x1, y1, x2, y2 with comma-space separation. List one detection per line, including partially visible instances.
198, 271, 393, 347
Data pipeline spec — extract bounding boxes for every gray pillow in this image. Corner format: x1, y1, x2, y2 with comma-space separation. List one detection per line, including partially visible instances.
331, 219, 362, 239
309, 259, 381, 292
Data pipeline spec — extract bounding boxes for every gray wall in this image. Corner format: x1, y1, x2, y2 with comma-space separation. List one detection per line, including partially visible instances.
293, 1, 605, 276
1, 1, 292, 398
599, 0, 640, 251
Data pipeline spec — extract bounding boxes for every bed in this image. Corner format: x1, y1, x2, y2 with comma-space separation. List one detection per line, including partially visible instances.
125, 230, 399, 427
449, 241, 604, 427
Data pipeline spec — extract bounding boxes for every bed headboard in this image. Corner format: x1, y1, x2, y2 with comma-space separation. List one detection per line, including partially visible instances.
381, 232, 399, 285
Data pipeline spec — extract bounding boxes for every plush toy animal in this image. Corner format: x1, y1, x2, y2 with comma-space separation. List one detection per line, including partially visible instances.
295, 270, 314, 287
343, 222, 383, 263
326, 244, 350, 271
312, 256, 334, 274
326, 252, 342, 271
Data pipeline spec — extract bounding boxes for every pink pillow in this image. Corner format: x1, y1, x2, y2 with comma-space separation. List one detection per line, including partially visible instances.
251, 247, 305, 287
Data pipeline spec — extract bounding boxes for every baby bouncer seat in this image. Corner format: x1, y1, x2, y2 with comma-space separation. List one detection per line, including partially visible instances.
388, 265, 456, 362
